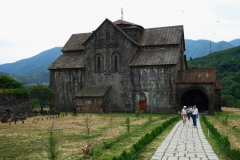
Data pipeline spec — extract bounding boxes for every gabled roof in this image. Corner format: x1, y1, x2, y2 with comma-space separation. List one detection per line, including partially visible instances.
61, 33, 91, 52
83, 18, 139, 46
48, 54, 85, 70
60, 19, 185, 51
139, 26, 183, 46
176, 67, 216, 84
131, 48, 180, 66
75, 86, 111, 97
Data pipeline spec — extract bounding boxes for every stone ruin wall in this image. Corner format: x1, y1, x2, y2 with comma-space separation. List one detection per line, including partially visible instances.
0, 94, 29, 108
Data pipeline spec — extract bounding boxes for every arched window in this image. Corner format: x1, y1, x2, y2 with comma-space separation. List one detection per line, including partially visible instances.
111, 52, 120, 71
95, 54, 104, 72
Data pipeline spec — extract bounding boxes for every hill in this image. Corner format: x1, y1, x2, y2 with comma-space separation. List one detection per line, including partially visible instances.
184, 39, 240, 60
188, 45, 240, 100
0, 72, 49, 84
0, 47, 62, 75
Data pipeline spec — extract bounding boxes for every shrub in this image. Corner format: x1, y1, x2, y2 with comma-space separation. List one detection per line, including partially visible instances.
103, 141, 114, 149
135, 108, 142, 118
126, 117, 130, 135
202, 115, 240, 159
112, 116, 180, 160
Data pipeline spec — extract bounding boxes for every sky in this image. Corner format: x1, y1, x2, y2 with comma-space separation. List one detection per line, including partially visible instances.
0, 0, 240, 65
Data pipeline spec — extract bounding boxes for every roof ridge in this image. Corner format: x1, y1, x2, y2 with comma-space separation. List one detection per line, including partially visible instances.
144, 25, 183, 30
83, 18, 139, 46
72, 32, 92, 35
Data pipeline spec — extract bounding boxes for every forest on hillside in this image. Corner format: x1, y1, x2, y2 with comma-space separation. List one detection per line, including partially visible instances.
188, 46, 240, 107
0, 72, 49, 84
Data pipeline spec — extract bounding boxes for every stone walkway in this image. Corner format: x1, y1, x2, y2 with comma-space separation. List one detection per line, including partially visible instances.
151, 117, 219, 160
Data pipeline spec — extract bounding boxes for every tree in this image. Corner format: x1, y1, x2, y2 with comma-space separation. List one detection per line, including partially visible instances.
221, 95, 235, 107
30, 84, 56, 114
0, 75, 23, 89
234, 72, 240, 83
227, 83, 240, 99
190, 57, 193, 61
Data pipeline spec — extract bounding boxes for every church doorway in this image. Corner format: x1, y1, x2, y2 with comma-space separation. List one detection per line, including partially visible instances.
139, 101, 146, 111
181, 89, 208, 112
106, 103, 109, 112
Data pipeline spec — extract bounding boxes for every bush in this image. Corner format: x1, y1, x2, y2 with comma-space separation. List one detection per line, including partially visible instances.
112, 116, 180, 160
221, 95, 235, 107
234, 99, 240, 108
135, 108, 142, 118
202, 115, 240, 159
103, 141, 114, 149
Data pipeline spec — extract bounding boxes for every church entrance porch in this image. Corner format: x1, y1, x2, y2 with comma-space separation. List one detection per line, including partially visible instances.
181, 89, 208, 112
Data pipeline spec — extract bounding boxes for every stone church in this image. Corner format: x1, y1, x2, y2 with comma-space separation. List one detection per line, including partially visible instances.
48, 19, 221, 114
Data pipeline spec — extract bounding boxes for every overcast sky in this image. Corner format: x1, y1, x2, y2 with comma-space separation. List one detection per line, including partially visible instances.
0, 0, 240, 65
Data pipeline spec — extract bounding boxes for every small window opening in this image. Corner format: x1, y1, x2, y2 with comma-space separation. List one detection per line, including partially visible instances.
97, 57, 101, 70
114, 56, 117, 70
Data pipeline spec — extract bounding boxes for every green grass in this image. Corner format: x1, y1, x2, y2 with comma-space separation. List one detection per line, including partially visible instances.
0, 112, 175, 159
88, 115, 175, 159
200, 117, 230, 160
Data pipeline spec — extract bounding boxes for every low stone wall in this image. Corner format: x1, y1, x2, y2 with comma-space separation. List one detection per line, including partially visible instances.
0, 94, 29, 108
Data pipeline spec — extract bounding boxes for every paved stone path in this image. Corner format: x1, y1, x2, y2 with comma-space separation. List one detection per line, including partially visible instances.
151, 117, 219, 160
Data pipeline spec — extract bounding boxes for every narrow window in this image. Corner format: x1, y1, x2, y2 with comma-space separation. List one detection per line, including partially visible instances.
115, 55, 117, 70
98, 57, 101, 70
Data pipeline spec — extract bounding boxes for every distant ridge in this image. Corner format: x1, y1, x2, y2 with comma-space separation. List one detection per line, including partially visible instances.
0, 47, 62, 75
0, 72, 49, 84
185, 39, 240, 60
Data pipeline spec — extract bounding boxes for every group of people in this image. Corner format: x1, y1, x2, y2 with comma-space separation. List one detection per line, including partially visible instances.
180, 105, 199, 128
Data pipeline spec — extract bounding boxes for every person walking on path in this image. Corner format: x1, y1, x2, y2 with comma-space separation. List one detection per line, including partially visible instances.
187, 106, 192, 120
191, 105, 199, 128
181, 106, 187, 125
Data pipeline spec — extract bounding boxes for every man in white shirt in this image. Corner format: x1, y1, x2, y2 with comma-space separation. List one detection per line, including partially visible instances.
191, 105, 199, 128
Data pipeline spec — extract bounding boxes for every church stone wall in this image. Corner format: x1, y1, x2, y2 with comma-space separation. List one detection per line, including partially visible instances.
131, 65, 178, 112
50, 69, 84, 111
83, 20, 138, 112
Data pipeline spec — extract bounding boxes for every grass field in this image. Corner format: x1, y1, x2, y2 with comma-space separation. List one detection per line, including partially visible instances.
202, 107, 240, 160
0, 112, 177, 159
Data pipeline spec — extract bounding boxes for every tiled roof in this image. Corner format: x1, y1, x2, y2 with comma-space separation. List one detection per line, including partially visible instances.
113, 19, 141, 26
48, 54, 84, 69
176, 67, 216, 84
131, 48, 180, 66
139, 26, 183, 46
75, 86, 111, 97
61, 33, 91, 52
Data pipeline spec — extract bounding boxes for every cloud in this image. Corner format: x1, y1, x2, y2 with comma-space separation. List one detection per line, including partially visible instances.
0, 0, 239, 65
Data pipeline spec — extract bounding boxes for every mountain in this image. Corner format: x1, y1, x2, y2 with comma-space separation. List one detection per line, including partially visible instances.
229, 39, 240, 46
185, 39, 238, 60
187, 45, 240, 74
0, 72, 49, 84
0, 47, 62, 75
